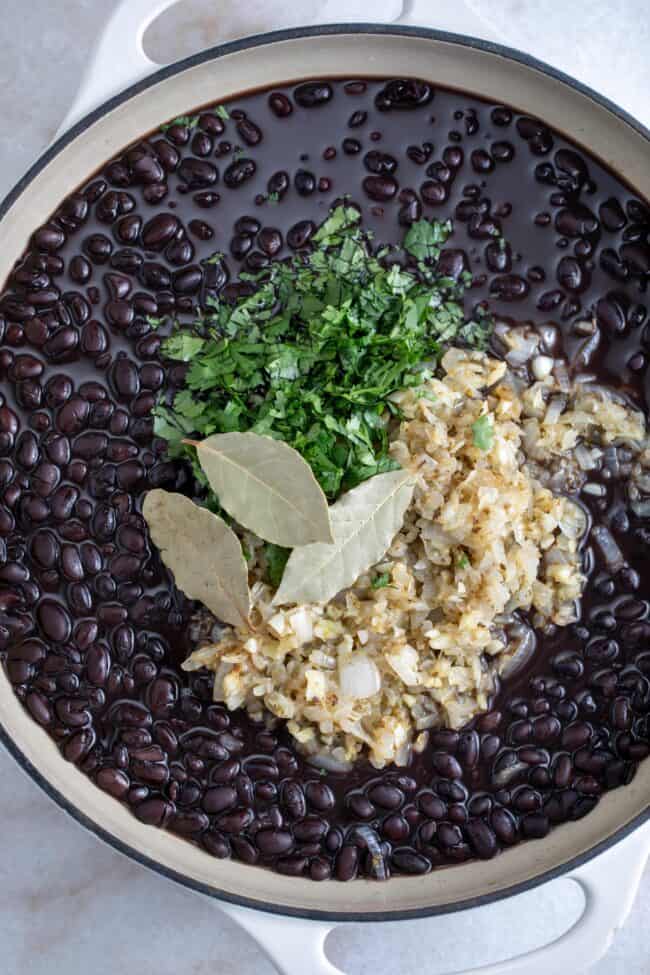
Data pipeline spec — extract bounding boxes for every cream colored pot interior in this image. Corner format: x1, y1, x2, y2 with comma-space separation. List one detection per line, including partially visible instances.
1, 30, 649, 917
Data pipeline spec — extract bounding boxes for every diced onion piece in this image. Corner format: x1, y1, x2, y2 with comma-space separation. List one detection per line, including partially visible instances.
531, 355, 554, 380
575, 443, 598, 470
289, 607, 313, 645
267, 613, 287, 637
353, 825, 388, 880
338, 654, 381, 699
307, 752, 353, 773
505, 333, 539, 366
500, 622, 536, 678
387, 645, 420, 685
544, 397, 566, 426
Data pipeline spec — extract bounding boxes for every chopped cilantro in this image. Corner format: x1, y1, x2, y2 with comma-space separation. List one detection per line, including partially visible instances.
265, 543, 290, 587
154, 207, 492, 501
457, 553, 470, 569
472, 414, 494, 451
403, 218, 452, 263
266, 192, 280, 204
204, 251, 225, 265
371, 572, 392, 589
160, 115, 199, 132
215, 104, 230, 120
162, 333, 205, 362
145, 314, 166, 329
241, 542, 252, 562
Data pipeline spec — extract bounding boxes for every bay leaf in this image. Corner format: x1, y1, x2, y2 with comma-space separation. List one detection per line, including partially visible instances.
142, 489, 250, 627
193, 432, 333, 547
273, 469, 415, 606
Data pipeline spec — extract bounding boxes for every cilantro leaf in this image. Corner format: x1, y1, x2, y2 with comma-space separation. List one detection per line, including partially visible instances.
162, 333, 205, 362
472, 414, 494, 451
265, 543, 290, 587
313, 206, 361, 245
145, 315, 166, 329
403, 218, 452, 262
215, 104, 230, 120
154, 206, 492, 503
371, 571, 392, 589
160, 115, 200, 132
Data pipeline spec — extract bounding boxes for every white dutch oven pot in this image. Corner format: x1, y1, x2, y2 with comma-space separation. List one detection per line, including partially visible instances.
1, 2, 649, 973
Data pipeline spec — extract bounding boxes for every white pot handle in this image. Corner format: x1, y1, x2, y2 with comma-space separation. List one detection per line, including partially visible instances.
220, 823, 650, 975
397, 0, 500, 41
55, 0, 180, 138
56, 0, 501, 139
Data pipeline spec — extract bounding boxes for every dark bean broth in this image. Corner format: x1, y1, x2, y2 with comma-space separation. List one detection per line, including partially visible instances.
1, 78, 650, 881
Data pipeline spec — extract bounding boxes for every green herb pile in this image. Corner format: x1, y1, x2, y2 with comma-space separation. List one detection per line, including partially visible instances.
154, 206, 490, 501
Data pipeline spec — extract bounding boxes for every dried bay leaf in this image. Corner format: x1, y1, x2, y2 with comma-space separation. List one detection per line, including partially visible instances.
142, 489, 250, 627
193, 432, 333, 547
273, 469, 415, 605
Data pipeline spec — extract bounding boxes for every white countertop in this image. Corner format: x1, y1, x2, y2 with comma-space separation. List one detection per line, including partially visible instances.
1, 2, 649, 973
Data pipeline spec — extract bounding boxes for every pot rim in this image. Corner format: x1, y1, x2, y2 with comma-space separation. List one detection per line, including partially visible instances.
1, 22, 649, 922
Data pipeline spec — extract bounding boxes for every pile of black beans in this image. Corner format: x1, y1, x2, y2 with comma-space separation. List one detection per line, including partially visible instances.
1, 77, 649, 880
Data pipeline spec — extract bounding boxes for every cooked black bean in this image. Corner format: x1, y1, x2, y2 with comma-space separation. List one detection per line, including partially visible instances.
223, 159, 256, 188
178, 158, 219, 189
294, 82, 332, 108
363, 175, 398, 202
0, 77, 649, 884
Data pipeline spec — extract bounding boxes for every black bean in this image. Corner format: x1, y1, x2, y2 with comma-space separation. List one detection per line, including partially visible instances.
295, 170, 316, 196
32, 224, 66, 252
255, 828, 293, 857
236, 119, 262, 146
491, 807, 517, 844
287, 220, 315, 250
364, 151, 398, 175
110, 358, 140, 401
368, 784, 404, 810
26, 690, 53, 725
382, 814, 410, 842
335, 844, 359, 881
223, 159, 256, 188
294, 82, 332, 108
268, 92, 293, 117
135, 798, 173, 827
521, 813, 550, 838
193, 190, 220, 209
421, 180, 448, 206
375, 79, 433, 111
599, 197, 627, 231
387, 848, 428, 875
96, 767, 130, 797
363, 175, 398, 202
172, 265, 203, 295
215, 806, 254, 834
258, 228, 282, 257
490, 274, 530, 301
178, 158, 219, 189
37, 599, 71, 642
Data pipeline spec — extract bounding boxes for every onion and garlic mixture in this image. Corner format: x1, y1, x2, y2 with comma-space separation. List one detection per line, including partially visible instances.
184, 346, 645, 769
